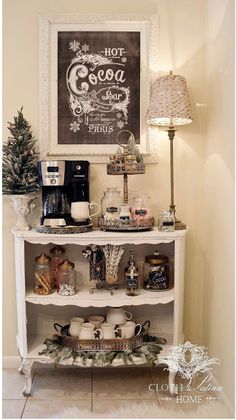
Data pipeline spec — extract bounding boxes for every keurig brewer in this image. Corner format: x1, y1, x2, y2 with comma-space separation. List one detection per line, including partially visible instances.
37, 160, 90, 227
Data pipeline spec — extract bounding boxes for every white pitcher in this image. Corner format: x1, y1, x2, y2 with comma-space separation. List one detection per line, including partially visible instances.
106, 307, 132, 325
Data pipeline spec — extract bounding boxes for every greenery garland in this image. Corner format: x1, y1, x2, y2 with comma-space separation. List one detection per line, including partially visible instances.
39, 334, 166, 367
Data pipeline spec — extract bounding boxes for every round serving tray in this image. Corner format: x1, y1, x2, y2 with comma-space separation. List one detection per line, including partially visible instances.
35, 224, 93, 234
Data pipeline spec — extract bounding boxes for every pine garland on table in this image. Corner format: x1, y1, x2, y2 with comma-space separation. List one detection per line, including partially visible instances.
39, 334, 166, 367
2, 108, 39, 195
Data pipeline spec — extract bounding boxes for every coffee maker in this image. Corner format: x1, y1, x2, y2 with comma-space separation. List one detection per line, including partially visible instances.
37, 160, 90, 227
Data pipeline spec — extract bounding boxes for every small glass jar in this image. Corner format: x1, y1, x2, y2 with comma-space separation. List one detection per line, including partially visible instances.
124, 251, 140, 296
34, 254, 52, 295
158, 210, 175, 232
50, 246, 65, 288
57, 259, 76, 296
143, 251, 170, 291
131, 193, 152, 222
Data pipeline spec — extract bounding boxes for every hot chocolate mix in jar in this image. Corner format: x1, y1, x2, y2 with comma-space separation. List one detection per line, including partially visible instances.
50, 246, 65, 288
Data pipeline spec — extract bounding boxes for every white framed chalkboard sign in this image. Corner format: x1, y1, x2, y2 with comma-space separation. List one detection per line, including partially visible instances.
39, 14, 158, 162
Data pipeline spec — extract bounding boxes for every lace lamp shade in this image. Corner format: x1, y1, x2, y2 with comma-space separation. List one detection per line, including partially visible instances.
146, 72, 193, 127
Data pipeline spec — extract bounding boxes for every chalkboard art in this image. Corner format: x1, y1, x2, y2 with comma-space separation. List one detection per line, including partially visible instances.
58, 31, 140, 145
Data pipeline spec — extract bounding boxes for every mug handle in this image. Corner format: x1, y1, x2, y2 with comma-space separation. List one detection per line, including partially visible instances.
94, 328, 103, 339
89, 201, 100, 219
54, 323, 63, 333
115, 326, 124, 339
125, 310, 132, 321
135, 323, 142, 336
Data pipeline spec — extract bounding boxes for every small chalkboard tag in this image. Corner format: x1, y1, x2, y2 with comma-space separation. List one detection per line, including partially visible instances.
163, 221, 174, 226
135, 209, 147, 216
149, 270, 168, 289
106, 207, 118, 213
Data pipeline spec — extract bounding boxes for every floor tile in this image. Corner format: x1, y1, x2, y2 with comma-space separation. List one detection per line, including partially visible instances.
92, 399, 159, 418
22, 399, 92, 418
93, 367, 155, 400
31, 367, 92, 399
2, 369, 28, 399
2, 399, 26, 419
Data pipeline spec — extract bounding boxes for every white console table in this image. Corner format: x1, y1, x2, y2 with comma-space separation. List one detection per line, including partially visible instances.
13, 228, 186, 396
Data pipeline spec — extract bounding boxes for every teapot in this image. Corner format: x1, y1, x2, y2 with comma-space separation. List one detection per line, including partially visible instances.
106, 307, 132, 325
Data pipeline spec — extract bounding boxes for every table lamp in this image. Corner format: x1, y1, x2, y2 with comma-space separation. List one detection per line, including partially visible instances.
146, 71, 192, 229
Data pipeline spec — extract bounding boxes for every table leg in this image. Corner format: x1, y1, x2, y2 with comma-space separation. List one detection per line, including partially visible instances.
22, 360, 34, 396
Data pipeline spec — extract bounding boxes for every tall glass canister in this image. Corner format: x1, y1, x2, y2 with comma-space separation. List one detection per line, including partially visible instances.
34, 254, 52, 295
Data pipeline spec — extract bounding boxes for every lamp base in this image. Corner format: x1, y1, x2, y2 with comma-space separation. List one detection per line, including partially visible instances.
174, 219, 186, 230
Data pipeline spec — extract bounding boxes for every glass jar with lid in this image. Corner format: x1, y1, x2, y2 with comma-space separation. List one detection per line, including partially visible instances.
34, 253, 52, 295
101, 187, 122, 222
50, 246, 65, 288
131, 193, 152, 222
57, 259, 76, 296
143, 251, 170, 291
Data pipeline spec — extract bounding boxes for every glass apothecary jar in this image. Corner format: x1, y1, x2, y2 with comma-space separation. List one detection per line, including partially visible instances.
143, 251, 171, 291
57, 259, 76, 296
101, 187, 122, 222
34, 254, 52, 295
131, 193, 152, 221
50, 246, 65, 288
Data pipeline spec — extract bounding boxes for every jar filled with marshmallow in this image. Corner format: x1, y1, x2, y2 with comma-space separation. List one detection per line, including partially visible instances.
57, 259, 76, 296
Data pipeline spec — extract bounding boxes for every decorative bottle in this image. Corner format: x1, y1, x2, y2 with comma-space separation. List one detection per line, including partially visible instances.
124, 251, 140, 296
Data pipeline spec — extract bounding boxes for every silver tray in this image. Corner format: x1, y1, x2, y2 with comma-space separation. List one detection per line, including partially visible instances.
101, 226, 153, 232
35, 224, 93, 234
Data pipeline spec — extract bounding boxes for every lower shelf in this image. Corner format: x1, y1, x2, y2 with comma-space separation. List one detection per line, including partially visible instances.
26, 334, 172, 367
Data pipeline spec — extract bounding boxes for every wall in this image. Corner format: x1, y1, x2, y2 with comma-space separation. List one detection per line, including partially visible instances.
203, 0, 235, 410
2, 0, 234, 410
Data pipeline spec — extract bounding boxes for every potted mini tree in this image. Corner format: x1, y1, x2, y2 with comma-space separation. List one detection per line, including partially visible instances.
2, 108, 39, 230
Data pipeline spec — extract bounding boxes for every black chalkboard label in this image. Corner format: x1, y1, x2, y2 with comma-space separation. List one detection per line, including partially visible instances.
149, 270, 168, 289
106, 207, 118, 213
135, 209, 147, 216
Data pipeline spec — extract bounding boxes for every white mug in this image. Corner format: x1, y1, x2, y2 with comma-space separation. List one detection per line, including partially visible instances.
100, 322, 120, 339
119, 321, 142, 339
71, 201, 100, 222
106, 307, 132, 325
88, 315, 105, 328
69, 317, 85, 337
79, 322, 102, 340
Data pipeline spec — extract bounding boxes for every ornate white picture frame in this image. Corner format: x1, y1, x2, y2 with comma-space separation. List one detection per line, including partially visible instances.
39, 14, 158, 162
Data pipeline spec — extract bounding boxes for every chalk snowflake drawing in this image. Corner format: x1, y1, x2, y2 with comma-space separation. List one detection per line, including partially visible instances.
159, 341, 219, 384
65, 41, 130, 133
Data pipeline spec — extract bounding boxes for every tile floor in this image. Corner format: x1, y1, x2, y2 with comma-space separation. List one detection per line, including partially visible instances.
2, 367, 233, 418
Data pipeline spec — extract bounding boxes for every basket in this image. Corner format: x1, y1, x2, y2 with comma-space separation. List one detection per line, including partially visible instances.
54, 323, 145, 352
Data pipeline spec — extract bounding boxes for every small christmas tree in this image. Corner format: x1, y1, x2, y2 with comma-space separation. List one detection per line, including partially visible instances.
2, 108, 39, 194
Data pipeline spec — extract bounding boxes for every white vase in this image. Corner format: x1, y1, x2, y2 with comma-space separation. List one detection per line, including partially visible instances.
9, 194, 36, 231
